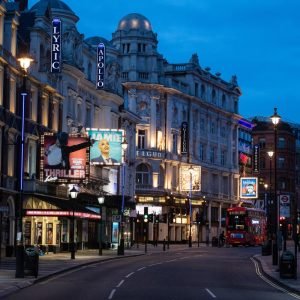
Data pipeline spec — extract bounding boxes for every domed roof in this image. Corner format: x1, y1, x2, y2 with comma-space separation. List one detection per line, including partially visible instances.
85, 36, 111, 47
117, 13, 152, 32
30, 0, 75, 15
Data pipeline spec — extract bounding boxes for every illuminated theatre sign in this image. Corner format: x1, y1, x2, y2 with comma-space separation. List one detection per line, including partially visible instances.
51, 18, 61, 73
40, 133, 90, 183
96, 43, 105, 89
87, 129, 124, 166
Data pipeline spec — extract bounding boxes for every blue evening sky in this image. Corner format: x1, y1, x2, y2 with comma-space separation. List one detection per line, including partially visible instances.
28, 0, 300, 124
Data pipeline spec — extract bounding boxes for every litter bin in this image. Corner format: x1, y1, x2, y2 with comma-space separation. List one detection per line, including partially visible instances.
24, 247, 39, 278
280, 250, 296, 279
261, 240, 272, 256
212, 236, 218, 247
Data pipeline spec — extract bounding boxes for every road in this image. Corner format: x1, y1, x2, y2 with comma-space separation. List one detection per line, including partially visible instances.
5, 246, 300, 300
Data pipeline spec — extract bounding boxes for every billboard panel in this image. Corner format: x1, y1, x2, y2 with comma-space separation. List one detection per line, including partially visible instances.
280, 194, 290, 218
240, 177, 258, 199
87, 129, 124, 165
41, 132, 90, 183
180, 165, 201, 192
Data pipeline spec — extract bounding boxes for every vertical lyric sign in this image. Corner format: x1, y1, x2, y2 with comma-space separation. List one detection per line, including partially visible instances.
51, 18, 61, 73
96, 43, 105, 89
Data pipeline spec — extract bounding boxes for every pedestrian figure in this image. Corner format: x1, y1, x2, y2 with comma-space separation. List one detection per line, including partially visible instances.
219, 231, 225, 247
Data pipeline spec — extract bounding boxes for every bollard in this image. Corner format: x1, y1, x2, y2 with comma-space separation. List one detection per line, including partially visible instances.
163, 239, 166, 251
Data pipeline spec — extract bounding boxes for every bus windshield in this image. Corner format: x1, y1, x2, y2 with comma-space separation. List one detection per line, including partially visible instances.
227, 214, 247, 231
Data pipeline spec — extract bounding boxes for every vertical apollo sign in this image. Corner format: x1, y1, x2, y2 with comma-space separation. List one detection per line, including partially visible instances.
51, 18, 61, 73
96, 43, 105, 89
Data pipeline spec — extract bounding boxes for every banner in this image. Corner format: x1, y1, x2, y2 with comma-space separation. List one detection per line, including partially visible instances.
41, 133, 90, 182
240, 177, 258, 199
96, 43, 105, 89
87, 129, 124, 165
180, 165, 201, 192
280, 195, 290, 218
51, 18, 61, 73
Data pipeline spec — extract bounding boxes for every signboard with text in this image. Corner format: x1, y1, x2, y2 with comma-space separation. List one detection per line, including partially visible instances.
280, 194, 290, 218
40, 133, 90, 183
51, 18, 61, 73
87, 129, 124, 165
240, 177, 258, 199
96, 43, 105, 89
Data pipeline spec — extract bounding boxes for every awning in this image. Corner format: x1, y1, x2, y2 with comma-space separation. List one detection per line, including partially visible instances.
23, 194, 100, 219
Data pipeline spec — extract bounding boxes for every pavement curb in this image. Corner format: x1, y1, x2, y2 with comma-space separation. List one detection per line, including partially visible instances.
253, 255, 300, 296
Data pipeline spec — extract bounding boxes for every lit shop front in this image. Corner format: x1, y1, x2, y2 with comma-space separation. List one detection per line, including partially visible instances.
23, 196, 100, 252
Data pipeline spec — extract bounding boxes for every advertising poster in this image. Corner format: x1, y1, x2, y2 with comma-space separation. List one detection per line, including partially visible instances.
240, 177, 258, 199
180, 165, 201, 192
112, 222, 119, 244
280, 195, 290, 218
87, 129, 124, 165
41, 133, 90, 182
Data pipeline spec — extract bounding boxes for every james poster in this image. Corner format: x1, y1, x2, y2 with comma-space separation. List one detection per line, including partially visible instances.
87, 129, 124, 165
41, 133, 90, 182
240, 177, 258, 199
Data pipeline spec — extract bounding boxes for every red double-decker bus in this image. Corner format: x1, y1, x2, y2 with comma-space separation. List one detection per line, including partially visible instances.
226, 207, 267, 247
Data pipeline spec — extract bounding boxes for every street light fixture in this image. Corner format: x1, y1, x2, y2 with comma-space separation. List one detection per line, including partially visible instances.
270, 107, 281, 266
15, 55, 33, 278
267, 150, 274, 241
118, 138, 128, 255
188, 165, 194, 248
70, 186, 78, 260
98, 196, 104, 256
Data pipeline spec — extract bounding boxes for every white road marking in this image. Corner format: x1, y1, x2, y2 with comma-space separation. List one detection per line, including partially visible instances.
148, 262, 162, 267
251, 257, 300, 299
116, 280, 124, 288
137, 267, 146, 271
108, 289, 116, 300
165, 259, 177, 263
125, 272, 134, 278
205, 288, 217, 298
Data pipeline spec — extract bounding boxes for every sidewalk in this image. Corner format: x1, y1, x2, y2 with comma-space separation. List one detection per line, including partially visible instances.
1, 242, 300, 298
254, 240, 300, 295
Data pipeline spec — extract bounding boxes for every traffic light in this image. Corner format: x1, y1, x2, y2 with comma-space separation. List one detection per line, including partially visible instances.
196, 212, 201, 224
154, 214, 159, 223
144, 207, 148, 223
148, 214, 153, 223
185, 199, 190, 215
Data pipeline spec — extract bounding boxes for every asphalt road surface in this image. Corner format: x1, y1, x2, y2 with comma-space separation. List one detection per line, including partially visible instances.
5, 246, 300, 300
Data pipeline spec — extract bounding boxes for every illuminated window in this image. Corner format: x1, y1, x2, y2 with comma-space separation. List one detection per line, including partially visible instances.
136, 163, 150, 185
137, 130, 146, 149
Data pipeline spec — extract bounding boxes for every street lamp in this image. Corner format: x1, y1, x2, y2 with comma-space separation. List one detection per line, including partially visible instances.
189, 165, 194, 248
270, 107, 281, 266
267, 150, 274, 241
98, 196, 104, 256
264, 184, 268, 213
118, 138, 128, 255
70, 185, 78, 259
15, 55, 33, 278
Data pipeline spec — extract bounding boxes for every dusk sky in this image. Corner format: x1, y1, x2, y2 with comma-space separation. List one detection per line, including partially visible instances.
28, 0, 300, 124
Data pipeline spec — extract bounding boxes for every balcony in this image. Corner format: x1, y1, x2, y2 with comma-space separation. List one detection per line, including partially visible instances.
23, 179, 69, 198
136, 184, 165, 194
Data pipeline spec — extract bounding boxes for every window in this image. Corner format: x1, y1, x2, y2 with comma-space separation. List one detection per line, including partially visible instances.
212, 89, 216, 104
221, 150, 226, 166
222, 94, 226, 108
221, 126, 226, 138
259, 138, 266, 149
172, 134, 178, 154
210, 147, 216, 163
201, 84, 206, 99
200, 118, 205, 132
199, 143, 205, 161
210, 122, 215, 134
136, 164, 150, 185
278, 137, 286, 148
86, 105, 91, 128
278, 157, 285, 169
137, 130, 146, 149
195, 82, 198, 97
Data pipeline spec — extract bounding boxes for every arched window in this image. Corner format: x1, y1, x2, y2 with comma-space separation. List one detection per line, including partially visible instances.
136, 163, 150, 185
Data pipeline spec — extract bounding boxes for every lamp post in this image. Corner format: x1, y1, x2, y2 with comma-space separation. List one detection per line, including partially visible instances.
15, 55, 33, 278
118, 138, 128, 255
264, 184, 268, 213
70, 186, 78, 260
98, 196, 104, 256
267, 150, 274, 241
189, 165, 194, 248
270, 108, 281, 266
